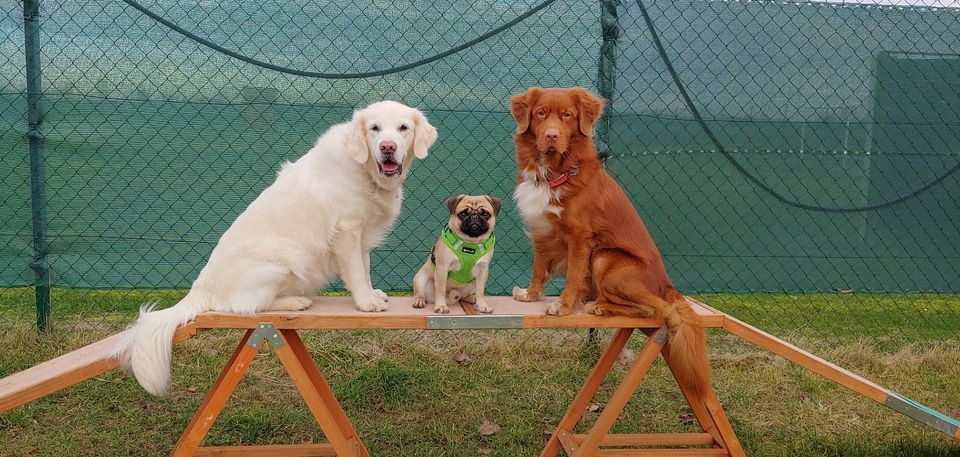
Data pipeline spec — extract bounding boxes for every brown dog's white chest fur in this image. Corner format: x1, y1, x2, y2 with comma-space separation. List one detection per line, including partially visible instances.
514, 169, 563, 236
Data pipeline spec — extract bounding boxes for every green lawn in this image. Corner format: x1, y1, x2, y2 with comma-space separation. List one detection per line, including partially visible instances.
1, 289, 959, 456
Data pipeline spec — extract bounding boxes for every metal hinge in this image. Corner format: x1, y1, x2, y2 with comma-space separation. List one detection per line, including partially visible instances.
426, 314, 523, 330
247, 323, 284, 349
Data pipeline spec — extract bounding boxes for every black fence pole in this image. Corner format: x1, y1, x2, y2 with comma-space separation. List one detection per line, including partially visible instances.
23, 0, 50, 331
589, 0, 619, 345
596, 0, 619, 161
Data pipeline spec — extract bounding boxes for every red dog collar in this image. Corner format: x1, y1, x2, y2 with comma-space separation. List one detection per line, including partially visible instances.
548, 162, 580, 188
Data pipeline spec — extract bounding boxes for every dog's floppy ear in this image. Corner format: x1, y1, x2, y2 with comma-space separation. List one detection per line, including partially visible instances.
510, 87, 542, 135
485, 195, 503, 216
412, 109, 438, 160
571, 87, 606, 137
344, 110, 369, 164
446, 194, 466, 214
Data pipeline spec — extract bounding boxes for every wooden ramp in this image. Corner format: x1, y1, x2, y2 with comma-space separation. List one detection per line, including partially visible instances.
0, 324, 198, 413
1, 295, 957, 457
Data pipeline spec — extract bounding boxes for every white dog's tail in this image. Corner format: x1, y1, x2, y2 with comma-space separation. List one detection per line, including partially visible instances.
115, 291, 210, 396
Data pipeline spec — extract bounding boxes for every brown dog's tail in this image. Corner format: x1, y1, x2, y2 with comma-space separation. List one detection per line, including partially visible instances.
662, 297, 712, 401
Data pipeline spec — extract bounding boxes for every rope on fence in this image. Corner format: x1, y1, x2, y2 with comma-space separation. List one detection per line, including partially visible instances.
635, 0, 960, 213
117, 0, 559, 79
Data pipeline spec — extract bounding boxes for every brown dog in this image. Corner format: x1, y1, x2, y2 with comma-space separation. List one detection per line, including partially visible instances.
509, 86, 711, 399
412, 194, 501, 314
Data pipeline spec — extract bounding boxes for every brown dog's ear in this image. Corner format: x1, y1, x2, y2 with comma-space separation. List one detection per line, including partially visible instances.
510, 87, 542, 134
571, 87, 606, 137
446, 194, 466, 214
485, 196, 503, 216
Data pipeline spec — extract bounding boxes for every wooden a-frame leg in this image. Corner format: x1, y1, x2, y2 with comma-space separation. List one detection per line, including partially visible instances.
658, 340, 744, 456
275, 329, 370, 457
575, 326, 669, 456
702, 389, 746, 457
171, 329, 258, 457
541, 328, 635, 457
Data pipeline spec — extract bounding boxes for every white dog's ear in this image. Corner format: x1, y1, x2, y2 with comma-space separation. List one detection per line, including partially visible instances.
344, 111, 369, 164
412, 110, 438, 160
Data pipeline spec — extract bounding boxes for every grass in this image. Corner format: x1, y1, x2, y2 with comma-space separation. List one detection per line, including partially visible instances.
1, 289, 959, 456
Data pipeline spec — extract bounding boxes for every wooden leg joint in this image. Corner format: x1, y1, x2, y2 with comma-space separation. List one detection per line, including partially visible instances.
541, 326, 744, 457
171, 328, 369, 457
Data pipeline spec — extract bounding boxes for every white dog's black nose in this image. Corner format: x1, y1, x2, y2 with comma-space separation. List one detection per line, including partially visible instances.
379, 141, 397, 154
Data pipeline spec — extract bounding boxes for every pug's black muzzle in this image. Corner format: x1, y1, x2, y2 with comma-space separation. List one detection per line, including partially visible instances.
462, 215, 489, 238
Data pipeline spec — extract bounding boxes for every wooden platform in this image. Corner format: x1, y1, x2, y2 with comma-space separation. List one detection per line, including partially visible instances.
195, 295, 725, 329
1, 295, 957, 456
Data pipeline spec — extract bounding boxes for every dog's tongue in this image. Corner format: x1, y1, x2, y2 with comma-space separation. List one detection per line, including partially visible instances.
381, 161, 399, 174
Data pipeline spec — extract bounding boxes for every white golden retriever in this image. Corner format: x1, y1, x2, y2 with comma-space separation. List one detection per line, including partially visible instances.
116, 100, 438, 395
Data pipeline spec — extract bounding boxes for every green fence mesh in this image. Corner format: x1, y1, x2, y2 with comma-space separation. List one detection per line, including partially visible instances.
1, 0, 958, 338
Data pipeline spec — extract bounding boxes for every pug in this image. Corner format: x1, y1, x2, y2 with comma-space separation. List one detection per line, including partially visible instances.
412, 194, 502, 314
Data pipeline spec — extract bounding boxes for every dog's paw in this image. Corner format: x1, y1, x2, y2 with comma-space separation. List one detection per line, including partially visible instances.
475, 299, 493, 314
270, 296, 314, 312
584, 300, 605, 316
355, 294, 388, 312
512, 286, 540, 302
412, 297, 427, 309
372, 289, 389, 301
544, 300, 571, 316
434, 303, 450, 314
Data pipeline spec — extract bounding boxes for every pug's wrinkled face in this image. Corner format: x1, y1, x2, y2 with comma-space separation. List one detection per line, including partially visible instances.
446, 194, 502, 242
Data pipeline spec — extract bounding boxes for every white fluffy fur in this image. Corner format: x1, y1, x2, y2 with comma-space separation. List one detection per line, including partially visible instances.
513, 170, 562, 237
115, 100, 437, 395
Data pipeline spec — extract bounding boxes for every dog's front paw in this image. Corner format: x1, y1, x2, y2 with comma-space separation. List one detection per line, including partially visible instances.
475, 299, 493, 314
545, 300, 572, 316
354, 294, 388, 312
584, 300, 605, 316
412, 296, 427, 309
372, 289, 389, 301
434, 302, 450, 314
513, 286, 541, 302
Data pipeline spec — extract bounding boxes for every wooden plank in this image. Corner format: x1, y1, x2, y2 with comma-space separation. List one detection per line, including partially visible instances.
541, 328, 634, 457
572, 433, 716, 447
657, 338, 723, 446
722, 314, 888, 402
281, 330, 370, 457
274, 333, 361, 457
195, 296, 723, 330
194, 443, 336, 456
557, 429, 580, 455
171, 330, 258, 457
0, 323, 198, 413
597, 449, 729, 456
577, 327, 668, 456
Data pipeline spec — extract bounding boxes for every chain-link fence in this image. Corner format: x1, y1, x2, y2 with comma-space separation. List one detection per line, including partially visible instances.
1, 0, 958, 342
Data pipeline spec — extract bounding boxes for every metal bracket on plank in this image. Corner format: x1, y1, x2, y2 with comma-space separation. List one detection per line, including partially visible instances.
426, 314, 523, 330
248, 322, 284, 349
884, 391, 960, 437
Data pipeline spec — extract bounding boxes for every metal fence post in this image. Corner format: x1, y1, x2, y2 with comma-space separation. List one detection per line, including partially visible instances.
23, 0, 51, 331
589, 0, 620, 345
596, 0, 619, 161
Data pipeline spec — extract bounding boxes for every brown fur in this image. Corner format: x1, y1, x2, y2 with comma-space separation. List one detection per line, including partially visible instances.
510, 86, 712, 399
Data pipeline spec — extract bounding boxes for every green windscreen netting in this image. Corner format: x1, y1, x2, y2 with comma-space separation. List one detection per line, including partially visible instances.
1, 0, 958, 323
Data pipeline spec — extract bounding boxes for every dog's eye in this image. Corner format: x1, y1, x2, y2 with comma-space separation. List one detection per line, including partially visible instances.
562, 112, 573, 119
371, 125, 380, 132
536, 110, 546, 118
479, 210, 490, 220
399, 124, 409, 132
458, 211, 469, 220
